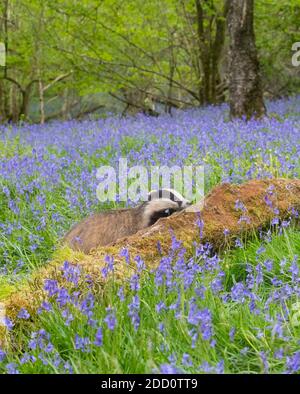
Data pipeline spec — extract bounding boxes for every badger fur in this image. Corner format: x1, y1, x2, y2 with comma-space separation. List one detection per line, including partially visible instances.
63, 188, 190, 253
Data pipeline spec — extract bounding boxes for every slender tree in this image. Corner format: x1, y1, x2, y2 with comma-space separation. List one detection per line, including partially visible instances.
227, 0, 266, 119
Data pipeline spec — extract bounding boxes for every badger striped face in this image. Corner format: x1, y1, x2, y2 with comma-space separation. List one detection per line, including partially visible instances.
148, 188, 191, 209
145, 188, 191, 226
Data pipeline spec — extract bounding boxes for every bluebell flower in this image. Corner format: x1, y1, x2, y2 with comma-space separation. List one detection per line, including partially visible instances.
4, 317, 14, 331
119, 248, 130, 264
0, 348, 6, 362
61, 261, 81, 286
44, 279, 59, 297
286, 351, 300, 373
94, 328, 103, 347
117, 286, 125, 302
74, 334, 91, 352
130, 274, 140, 292
182, 353, 193, 367
159, 364, 182, 374
6, 362, 20, 374
17, 308, 30, 320
104, 307, 117, 331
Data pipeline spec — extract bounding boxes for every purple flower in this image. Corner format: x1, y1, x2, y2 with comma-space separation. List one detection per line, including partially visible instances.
238, 215, 251, 225
17, 308, 30, 320
117, 286, 125, 302
286, 351, 300, 373
182, 353, 193, 367
94, 327, 103, 346
74, 334, 90, 352
129, 274, 140, 291
211, 271, 225, 294
188, 302, 213, 341
156, 301, 167, 314
260, 351, 269, 373
157, 241, 162, 255
102, 255, 114, 278
264, 194, 273, 208
231, 282, 247, 303
128, 295, 140, 331
6, 362, 20, 374
168, 353, 177, 364
0, 348, 6, 362
101, 266, 109, 279
229, 327, 236, 342
38, 353, 49, 365
289, 256, 299, 282
104, 308, 117, 331
235, 238, 243, 248
44, 342, 54, 353
256, 245, 266, 255
255, 263, 264, 286
196, 215, 204, 238
44, 279, 59, 297
170, 232, 182, 251
216, 360, 225, 374
199, 361, 214, 373
240, 347, 249, 355
159, 364, 182, 374
194, 286, 206, 299
20, 353, 36, 364
235, 199, 246, 211
56, 288, 70, 307
64, 361, 73, 374
134, 255, 145, 272
157, 322, 166, 335
4, 317, 14, 331
80, 293, 95, 315
274, 348, 284, 360
119, 248, 130, 264
61, 261, 81, 286
38, 301, 53, 314
271, 217, 279, 226
223, 228, 230, 236
264, 259, 273, 272
61, 308, 74, 326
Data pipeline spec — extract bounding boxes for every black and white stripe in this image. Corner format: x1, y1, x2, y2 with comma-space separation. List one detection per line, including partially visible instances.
148, 188, 191, 208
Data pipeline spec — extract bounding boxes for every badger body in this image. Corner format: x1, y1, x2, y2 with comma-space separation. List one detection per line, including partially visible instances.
63, 189, 190, 253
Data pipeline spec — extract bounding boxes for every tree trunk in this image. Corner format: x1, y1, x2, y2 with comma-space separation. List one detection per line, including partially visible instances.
20, 87, 31, 120
38, 78, 45, 124
62, 88, 69, 120
0, 80, 5, 122
227, 0, 266, 119
195, 0, 228, 105
11, 83, 18, 122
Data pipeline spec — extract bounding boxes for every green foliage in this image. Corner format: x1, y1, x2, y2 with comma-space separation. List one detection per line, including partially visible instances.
1, 227, 299, 373
1, 0, 299, 122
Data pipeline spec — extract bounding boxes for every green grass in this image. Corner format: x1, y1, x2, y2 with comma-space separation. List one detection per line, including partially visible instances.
0, 131, 299, 373
1, 226, 299, 374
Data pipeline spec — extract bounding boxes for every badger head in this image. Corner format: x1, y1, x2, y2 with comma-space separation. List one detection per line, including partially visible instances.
144, 188, 191, 226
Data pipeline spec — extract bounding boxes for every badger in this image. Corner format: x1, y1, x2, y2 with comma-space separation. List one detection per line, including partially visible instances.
63, 188, 190, 253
